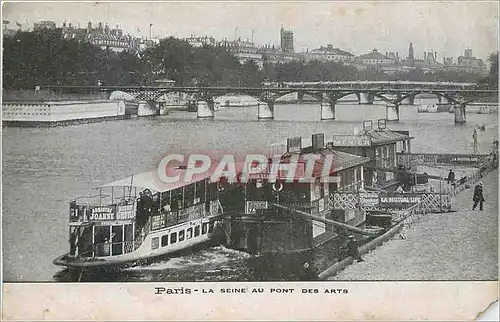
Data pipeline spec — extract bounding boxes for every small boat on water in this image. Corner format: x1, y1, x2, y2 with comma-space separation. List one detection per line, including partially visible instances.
53, 170, 224, 268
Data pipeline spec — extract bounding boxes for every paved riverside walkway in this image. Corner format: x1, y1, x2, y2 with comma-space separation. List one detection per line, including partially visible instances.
329, 169, 498, 281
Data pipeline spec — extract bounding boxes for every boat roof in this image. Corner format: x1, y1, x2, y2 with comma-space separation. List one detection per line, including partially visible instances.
358, 128, 413, 146
291, 149, 370, 174
98, 169, 215, 193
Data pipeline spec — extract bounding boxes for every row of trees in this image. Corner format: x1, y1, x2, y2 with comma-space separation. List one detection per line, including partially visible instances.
3, 29, 498, 89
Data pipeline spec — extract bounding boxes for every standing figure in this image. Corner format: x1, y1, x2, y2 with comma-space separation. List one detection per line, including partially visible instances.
447, 169, 455, 184
472, 182, 485, 211
347, 235, 364, 262
473, 130, 479, 154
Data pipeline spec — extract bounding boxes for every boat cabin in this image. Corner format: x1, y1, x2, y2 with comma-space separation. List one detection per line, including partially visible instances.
65, 170, 223, 262
221, 133, 370, 254
329, 119, 413, 189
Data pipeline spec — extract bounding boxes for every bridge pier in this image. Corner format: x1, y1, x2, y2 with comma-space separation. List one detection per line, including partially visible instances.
297, 92, 304, 104
386, 103, 400, 121
454, 103, 467, 124
138, 100, 157, 117
320, 100, 336, 120
258, 102, 274, 119
197, 100, 215, 119
358, 92, 374, 105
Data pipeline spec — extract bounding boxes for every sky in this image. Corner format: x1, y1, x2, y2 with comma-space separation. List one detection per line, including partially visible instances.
3, 1, 499, 60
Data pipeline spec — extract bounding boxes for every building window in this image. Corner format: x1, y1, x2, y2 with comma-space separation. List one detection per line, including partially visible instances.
170, 232, 177, 244
161, 235, 169, 247
202, 222, 208, 235
208, 222, 215, 233
186, 227, 193, 239
194, 225, 200, 237
178, 230, 185, 241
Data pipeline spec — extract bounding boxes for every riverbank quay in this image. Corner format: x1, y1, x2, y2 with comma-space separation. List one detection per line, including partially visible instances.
322, 168, 497, 280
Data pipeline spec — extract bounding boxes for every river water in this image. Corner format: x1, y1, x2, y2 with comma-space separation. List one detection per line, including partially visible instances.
2, 97, 498, 281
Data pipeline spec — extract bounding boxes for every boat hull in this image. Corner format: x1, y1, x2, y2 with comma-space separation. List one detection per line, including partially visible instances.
54, 217, 224, 269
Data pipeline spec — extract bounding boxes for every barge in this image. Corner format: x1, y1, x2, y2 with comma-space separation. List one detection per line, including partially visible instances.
2, 100, 128, 127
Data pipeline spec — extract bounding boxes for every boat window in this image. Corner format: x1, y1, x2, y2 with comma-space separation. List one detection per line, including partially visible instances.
194, 225, 200, 237
151, 237, 159, 250
202, 223, 208, 235
94, 226, 111, 257
184, 183, 195, 208
186, 227, 193, 239
208, 182, 218, 200
161, 235, 169, 247
208, 222, 214, 233
171, 189, 183, 211
179, 230, 185, 241
170, 232, 177, 244
196, 180, 206, 204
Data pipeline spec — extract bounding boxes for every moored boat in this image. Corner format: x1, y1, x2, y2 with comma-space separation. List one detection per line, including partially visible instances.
54, 170, 224, 268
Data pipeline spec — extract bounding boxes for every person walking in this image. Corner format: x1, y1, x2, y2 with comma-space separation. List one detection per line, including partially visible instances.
473, 130, 479, 154
447, 169, 455, 184
347, 235, 364, 262
472, 182, 485, 211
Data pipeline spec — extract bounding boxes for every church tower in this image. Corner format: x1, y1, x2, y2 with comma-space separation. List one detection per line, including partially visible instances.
408, 42, 414, 61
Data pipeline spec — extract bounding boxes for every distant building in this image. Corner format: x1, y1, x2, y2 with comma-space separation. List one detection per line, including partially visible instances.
456, 48, 486, 74
258, 45, 302, 64
304, 44, 354, 63
443, 57, 453, 66
34, 20, 56, 30
183, 35, 216, 47
56, 21, 141, 53
355, 49, 395, 66
280, 26, 294, 53
218, 38, 264, 69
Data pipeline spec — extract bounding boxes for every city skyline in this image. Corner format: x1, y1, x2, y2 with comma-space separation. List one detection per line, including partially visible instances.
3, 1, 498, 60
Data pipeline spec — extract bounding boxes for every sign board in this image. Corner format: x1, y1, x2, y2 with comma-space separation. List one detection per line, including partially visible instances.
332, 135, 371, 147
378, 119, 387, 129
89, 206, 115, 221
116, 204, 136, 220
379, 193, 423, 209
363, 120, 373, 130
287, 137, 302, 153
312, 133, 325, 150
360, 192, 380, 208
245, 201, 268, 215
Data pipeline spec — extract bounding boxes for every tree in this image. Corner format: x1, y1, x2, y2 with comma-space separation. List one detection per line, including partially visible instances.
486, 52, 498, 88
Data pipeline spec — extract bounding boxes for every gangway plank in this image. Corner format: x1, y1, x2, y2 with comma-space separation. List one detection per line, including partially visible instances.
271, 203, 379, 237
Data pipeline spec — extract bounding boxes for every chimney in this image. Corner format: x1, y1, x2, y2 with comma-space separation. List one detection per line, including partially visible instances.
312, 133, 325, 151
149, 23, 153, 39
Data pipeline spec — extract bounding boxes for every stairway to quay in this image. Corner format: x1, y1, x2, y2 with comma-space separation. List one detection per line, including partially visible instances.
323, 168, 498, 281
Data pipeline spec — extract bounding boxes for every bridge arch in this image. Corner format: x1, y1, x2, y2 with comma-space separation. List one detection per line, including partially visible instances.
398, 90, 457, 104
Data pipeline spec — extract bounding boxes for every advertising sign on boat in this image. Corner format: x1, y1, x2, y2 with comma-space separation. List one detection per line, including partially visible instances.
89, 206, 115, 221
245, 201, 268, 215
360, 192, 380, 208
116, 204, 136, 220
379, 193, 422, 209
332, 135, 371, 147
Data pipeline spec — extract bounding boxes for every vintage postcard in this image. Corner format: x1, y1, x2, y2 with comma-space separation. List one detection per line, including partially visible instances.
1, 1, 498, 320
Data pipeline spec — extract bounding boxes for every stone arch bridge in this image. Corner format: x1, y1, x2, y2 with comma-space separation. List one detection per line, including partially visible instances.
42, 82, 497, 123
